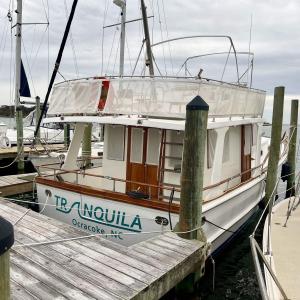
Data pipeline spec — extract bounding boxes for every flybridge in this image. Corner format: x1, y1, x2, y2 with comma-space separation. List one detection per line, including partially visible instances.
47, 77, 266, 119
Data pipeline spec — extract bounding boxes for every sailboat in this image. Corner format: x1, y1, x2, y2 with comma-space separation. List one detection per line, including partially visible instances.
34, 0, 288, 252
0, 1, 66, 150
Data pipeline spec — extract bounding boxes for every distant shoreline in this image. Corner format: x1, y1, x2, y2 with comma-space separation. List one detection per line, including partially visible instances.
0, 105, 34, 117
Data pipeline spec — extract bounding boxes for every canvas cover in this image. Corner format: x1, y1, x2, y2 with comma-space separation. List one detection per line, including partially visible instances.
103, 78, 266, 119
47, 79, 102, 115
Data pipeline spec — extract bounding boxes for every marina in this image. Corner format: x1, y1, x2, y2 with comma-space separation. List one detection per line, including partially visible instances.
0, 0, 300, 299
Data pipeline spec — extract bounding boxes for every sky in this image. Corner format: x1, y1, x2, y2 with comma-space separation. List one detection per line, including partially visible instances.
0, 0, 299, 122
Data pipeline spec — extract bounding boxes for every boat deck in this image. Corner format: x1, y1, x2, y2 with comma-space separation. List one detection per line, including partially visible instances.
270, 196, 300, 300
0, 173, 36, 196
0, 199, 208, 300
0, 144, 65, 159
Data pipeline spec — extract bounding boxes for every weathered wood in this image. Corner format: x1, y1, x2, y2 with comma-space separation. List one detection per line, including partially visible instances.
179, 95, 208, 241
64, 123, 71, 148
0, 251, 10, 300
0, 200, 207, 300
286, 99, 298, 197
0, 173, 37, 196
82, 124, 92, 167
10, 280, 37, 300
0, 144, 65, 159
265, 86, 285, 205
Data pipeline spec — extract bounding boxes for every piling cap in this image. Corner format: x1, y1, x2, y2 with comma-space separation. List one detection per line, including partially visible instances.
0, 217, 14, 256
186, 95, 209, 111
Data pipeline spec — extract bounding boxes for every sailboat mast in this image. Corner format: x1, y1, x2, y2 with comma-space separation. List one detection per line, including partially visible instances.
15, 0, 24, 171
140, 0, 154, 77
119, 1, 126, 77
113, 0, 126, 77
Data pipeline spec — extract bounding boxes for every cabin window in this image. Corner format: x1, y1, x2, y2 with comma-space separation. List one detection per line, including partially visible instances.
207, 130, 217, 168
222, 130, 230, 163
146, 128, 161, 165
131, 128, 144, 163
106, 125, 125, 161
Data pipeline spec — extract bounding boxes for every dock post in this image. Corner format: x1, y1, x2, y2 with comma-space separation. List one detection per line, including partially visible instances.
176, 96, 209, 295
82, 124, 92, 167
0, 217, 14, 300
64, 124, 70, 148
286, 99, 298, 197
264, 86, 285, 206
35, 96, 41, 144
179, 95, 208, 240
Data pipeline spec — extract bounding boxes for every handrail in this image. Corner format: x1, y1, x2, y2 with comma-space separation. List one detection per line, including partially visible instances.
38, 136, 288, 197
151, 35, 241, 84
38, 131, 288, 201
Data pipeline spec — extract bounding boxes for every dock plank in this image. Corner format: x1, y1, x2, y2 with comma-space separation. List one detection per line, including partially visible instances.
0, 173, 36, 196
0, 199, 208, 300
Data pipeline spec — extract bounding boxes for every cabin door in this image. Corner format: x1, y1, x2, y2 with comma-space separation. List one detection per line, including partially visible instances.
241, 125, 252, 182
126, 127, 160, 199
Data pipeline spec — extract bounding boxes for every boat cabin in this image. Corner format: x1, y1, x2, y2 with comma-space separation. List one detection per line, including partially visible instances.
40, 77, 268, 206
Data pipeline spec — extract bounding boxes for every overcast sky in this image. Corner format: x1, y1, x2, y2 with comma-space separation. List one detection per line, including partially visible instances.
0, 0, 299, 122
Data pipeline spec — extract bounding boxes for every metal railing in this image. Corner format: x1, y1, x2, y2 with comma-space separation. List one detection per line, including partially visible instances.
37, 135, 288, 202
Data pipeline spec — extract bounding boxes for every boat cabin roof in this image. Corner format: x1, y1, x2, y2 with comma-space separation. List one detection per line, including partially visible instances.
43, 115, 264, 130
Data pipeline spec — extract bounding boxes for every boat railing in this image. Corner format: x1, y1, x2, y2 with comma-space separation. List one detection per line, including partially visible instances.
37, 134, 288, 202
37, 159, 265, 202
250, 170, 300, 300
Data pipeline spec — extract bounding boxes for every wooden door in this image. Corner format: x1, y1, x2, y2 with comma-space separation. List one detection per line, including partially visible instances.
126, 127, 160, 199
241, 125, 252, 182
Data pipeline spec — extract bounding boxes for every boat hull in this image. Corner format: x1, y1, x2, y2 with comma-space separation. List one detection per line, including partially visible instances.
36, 175, 265, 250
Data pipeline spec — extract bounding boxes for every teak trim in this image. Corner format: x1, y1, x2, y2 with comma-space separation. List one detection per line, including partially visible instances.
36, 176, 181, 214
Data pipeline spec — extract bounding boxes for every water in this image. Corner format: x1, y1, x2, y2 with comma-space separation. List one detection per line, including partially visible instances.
197, 211, 263, 300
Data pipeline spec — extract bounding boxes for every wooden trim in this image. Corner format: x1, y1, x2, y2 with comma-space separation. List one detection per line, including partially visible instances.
36, 176, 180, 214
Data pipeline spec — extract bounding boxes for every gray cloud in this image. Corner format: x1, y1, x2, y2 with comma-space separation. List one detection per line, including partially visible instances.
0, 0, 299, 122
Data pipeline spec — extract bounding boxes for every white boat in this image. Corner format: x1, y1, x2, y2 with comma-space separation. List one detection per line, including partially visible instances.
34, 75, 288, 250
251, 195, 300, 300
34, 1, 288, 251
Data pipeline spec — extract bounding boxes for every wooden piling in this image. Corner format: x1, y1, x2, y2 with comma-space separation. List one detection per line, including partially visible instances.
264, 86, 285, 206
82, 124, 92, 167
176, 95, 209, 295
0, 217, 14, 300
16, 108, 24, 172
64, 124, 70, 148
286, 99, 298, 197
179, 95, 209, 240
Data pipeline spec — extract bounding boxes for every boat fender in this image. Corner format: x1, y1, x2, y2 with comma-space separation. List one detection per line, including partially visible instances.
281, 162, 291, 182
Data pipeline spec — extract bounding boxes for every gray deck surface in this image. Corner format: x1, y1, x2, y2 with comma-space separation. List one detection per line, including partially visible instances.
0, 199, 206, 300
270, 196, 300, 300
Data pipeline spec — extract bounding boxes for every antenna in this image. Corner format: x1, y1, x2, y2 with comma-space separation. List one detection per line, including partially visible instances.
247, 14, 253, 87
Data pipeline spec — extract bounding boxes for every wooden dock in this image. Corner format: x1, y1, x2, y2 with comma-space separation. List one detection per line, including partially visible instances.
0, 173, 36, 197
0, 200, 208, 300
0, 144, 65, 159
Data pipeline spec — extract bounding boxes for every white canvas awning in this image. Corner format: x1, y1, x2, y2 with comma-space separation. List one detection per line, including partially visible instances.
47, 79, 103, 115
103, 78, 266, 119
